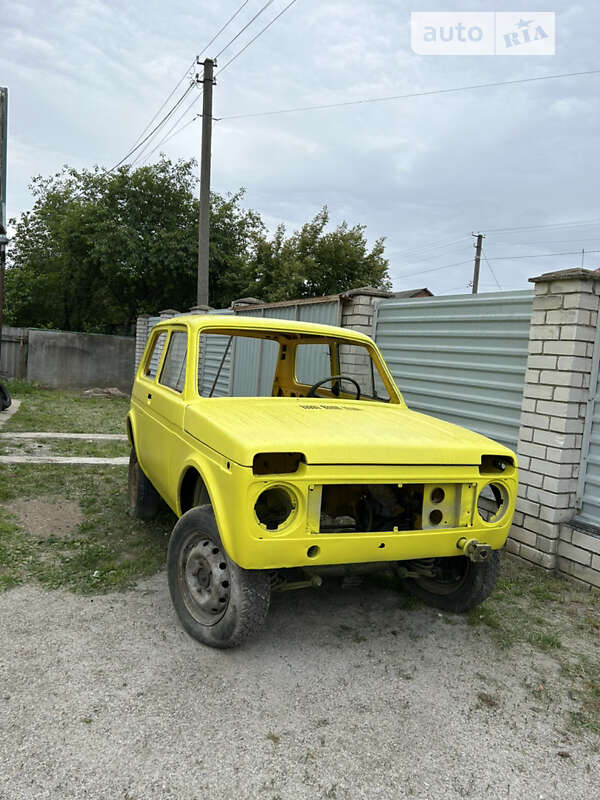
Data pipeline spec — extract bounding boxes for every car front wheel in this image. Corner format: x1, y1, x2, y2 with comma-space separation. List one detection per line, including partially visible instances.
167, 505, 271, 648
399, 551, 500, 613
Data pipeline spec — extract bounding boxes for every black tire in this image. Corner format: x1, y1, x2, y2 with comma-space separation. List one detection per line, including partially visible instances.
0, 382, 11, 412
399, 551, 500, 613
128, 447, 160, 520
167, 505, 271, 648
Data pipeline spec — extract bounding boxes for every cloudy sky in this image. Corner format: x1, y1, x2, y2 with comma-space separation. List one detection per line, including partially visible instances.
1, 0, 599, 295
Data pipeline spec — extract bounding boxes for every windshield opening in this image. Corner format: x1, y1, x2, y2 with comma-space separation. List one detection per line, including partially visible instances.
197, 329, 397, 403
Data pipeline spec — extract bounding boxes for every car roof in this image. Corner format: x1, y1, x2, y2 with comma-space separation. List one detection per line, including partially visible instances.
155, 314, 374, 344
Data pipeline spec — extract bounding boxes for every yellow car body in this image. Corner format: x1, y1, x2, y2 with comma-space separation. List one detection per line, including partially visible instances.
128, 314, 517, 572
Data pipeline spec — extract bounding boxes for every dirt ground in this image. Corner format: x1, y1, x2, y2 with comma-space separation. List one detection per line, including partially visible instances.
1, 572, 598, 800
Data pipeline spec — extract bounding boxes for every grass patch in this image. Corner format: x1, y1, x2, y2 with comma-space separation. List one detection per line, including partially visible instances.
48, 439, 130, 458
0, 463, 171, 594
4, 380, 129, 434
561, 656, 600, 734
468, 554, 600, 735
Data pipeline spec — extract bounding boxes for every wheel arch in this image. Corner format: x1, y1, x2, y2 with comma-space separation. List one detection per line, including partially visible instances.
126, 414, 135, 449
179, 465, 212, 516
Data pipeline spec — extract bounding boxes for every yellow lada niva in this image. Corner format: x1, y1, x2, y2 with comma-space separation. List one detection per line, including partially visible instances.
128, 314, 517, 648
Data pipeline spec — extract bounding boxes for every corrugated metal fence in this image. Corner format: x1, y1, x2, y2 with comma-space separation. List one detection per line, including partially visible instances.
374, 291, 533, 450
576, 337, 600, 527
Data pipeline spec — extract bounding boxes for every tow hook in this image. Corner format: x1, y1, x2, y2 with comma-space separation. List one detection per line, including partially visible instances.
457, 537, 492, 563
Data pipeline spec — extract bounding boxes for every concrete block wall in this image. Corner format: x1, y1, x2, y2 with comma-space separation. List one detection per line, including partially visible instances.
557, 523, 600, 588
509, 268, 600, 588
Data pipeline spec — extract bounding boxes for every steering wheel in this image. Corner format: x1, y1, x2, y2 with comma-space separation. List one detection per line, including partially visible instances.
306, 375, 361, 400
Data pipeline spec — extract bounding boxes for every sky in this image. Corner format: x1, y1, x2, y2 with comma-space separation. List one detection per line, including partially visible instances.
1, 0, 599, 296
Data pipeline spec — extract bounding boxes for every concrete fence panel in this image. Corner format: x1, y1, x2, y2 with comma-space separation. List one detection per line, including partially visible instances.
26, 329, 135, 391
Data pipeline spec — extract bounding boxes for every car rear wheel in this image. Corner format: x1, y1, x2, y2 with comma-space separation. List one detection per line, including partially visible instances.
167, 505, 271, 648
399, 551, 500, 613
0, 382, 11, 412
128, 447, 160, 520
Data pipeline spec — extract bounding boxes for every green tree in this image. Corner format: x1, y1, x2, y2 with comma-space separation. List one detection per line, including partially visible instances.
243, 206, 391, 302
5, 160, 262, 333
6, 162, 391, 333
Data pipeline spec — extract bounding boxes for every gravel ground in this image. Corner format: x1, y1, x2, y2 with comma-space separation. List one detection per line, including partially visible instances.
1, 573, 598, 800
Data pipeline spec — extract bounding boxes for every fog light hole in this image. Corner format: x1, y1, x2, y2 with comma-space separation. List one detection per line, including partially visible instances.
429, 509, 443, 525
307, 545, 320, 558
430, 487, 445, 504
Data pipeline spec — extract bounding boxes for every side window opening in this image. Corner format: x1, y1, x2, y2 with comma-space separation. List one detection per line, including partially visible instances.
144, 331, 167, 379
159, 331, 188, 393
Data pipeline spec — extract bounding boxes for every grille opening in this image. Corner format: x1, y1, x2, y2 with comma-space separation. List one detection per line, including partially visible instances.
255, 487, 295, 530
319, 484, 425, 533
253, 452, 305, 475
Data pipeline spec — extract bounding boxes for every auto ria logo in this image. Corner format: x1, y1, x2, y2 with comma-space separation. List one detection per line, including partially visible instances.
410, 12, 555, 55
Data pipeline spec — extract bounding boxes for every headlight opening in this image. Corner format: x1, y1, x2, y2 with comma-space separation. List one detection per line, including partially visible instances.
254, 486, 297, 531
476, 482, 508, 524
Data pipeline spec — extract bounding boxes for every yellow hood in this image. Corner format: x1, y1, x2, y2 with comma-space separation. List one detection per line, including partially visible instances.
183, 398, 513, 467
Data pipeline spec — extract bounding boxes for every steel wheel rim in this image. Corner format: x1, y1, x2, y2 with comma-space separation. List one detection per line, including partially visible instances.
178, 533, 231, 625
415, 557, 471, 596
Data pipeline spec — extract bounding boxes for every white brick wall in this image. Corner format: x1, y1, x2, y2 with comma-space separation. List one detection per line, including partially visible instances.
510, 269, 600, 587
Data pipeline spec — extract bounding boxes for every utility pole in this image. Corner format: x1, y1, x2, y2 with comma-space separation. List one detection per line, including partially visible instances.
0, 87, 8, 372
472, 232, 484, 294
196, 58, 215, 308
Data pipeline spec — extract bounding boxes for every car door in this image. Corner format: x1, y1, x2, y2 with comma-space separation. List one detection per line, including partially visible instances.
135, 327, 189, 503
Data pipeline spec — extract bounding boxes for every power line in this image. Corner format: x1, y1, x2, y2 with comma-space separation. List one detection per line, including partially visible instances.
486, 249, 600, 261
396, 259, 473, 279
216, 0, 299, 76
218, 68, 600, 120
116, 2, 253, 168
138, 97, 204, 165
490, 237, 600, 247
108, 84, 195, 172
129, 59, 196, 151
396, 249, 600, 282
482, 247, 502, 290
484, 216, 600, 234
199, 0, 253, 58
215, 0, 278, 59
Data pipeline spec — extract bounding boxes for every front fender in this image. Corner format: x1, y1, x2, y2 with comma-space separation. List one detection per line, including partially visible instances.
176, 453, 245, 565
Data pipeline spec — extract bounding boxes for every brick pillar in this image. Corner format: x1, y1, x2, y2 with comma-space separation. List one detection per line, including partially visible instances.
510, 268, 600, 570
159, 308, 180, 320
134, 315, 150, 372
340, 288, 392, 384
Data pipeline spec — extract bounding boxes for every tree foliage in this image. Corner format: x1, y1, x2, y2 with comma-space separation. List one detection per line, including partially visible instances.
6, 158, 391, 333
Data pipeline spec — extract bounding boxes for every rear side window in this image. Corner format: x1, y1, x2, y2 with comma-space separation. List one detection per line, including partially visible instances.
144, 332, 167, 378
159, 331, 188, 393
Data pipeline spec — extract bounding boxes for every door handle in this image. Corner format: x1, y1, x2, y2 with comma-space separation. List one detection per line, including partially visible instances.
147, 393, 152, 400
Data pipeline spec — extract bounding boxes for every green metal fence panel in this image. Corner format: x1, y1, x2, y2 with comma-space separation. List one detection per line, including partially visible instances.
374, 291, 533, 450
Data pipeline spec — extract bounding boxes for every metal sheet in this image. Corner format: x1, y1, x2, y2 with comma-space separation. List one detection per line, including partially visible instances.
234, 300, 340, 395
576, 320, 600, 527
141, 301, 341, 398
374, 291, 533, 450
